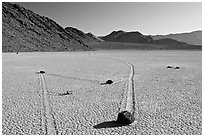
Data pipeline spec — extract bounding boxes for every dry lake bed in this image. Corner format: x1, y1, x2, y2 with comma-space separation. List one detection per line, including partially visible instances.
2, 50, 202, 135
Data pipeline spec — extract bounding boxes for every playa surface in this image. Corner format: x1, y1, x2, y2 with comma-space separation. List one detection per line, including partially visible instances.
2, 50, 202, 135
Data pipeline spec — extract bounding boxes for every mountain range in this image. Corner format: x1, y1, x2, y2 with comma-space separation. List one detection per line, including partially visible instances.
151, 31, 202, 45
2, 2, 202, 52
2, 2, 100, 52
100, 30, 201, 50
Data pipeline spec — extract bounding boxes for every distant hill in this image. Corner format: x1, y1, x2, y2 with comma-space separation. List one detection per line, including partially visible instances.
152, 38, 201, 49
151, 31, 202, 45
2, 2, 99, 52
100, 30, 201, 50
101, 30, 153, 43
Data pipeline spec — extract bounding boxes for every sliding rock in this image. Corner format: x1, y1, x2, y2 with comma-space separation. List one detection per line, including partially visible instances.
116, 111, 135, 125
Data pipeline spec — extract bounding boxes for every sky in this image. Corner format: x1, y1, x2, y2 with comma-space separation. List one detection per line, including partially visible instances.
16, 2, 202, 36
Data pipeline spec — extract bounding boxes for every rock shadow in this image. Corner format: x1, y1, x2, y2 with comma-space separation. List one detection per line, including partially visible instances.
93, 120, 128, 129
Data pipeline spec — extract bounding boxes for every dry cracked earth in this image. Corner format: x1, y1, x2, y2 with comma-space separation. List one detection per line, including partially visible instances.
2, 51, 202, 135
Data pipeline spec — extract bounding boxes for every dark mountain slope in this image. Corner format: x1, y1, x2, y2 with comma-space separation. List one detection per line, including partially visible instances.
101, 30, 153, 43
151, 31, 202, 45
115, 31, 153, 43
2, 2, 99, 52
102, 30, 126, 41
64, 27, 102, 46
86, 32, 104, 42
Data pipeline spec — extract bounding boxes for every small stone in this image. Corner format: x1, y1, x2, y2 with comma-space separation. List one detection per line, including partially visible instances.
175, 66, 180, 69
167, 65, 172, 68
106, 80, 113, 84
116, 111, 135, 125
66, 91, 73, 95
39, 70, 45, 73
58, 91, 73, 96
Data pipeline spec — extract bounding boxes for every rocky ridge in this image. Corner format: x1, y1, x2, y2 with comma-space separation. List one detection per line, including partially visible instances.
2, 2, 100, 52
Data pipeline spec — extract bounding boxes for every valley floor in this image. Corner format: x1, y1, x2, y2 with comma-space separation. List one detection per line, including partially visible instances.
2, 50, 202, 135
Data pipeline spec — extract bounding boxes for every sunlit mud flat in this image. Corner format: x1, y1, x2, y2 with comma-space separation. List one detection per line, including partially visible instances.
2, 50, 202, 135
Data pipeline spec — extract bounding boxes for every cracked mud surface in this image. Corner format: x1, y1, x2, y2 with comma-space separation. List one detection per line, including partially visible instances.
2, 70, 45, 135
2, 51, 202, 135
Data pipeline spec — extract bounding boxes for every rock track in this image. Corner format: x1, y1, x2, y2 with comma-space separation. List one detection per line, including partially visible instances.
37, 55, 138, 134
46, 72, 128, 86
3, 51, 201, 135
37, 73, 58, 135
45, 55, 137, 119
125, 63, 136, 114
46, 73, 100, 84
92, 56, 138, 120
37, 55, 165, 133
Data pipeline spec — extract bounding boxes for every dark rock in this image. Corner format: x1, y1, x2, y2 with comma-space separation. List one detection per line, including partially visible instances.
106, 80, 113, 84
58, 91, 73, 96
116, 111, 135, 125
175, 66, 180, 69
39, 70, 45, 73
66, 91, 73, 95
167, 65, 172, 68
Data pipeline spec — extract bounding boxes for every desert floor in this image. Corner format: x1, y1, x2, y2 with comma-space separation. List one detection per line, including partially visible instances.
2, 50, 202, 135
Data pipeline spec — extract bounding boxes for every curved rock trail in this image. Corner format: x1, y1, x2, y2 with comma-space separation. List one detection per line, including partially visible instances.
46, 72, 129, 87
125, 63, 136, 114
37, 55, 156, 131
45, 56, 137, 116
92, 55, 138, 119
37, 73, 58, 135
46, 73, 100, 84
37, 55, 146, 134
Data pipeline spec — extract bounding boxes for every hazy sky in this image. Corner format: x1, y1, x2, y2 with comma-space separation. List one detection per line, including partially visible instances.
17, 2, 202, 36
